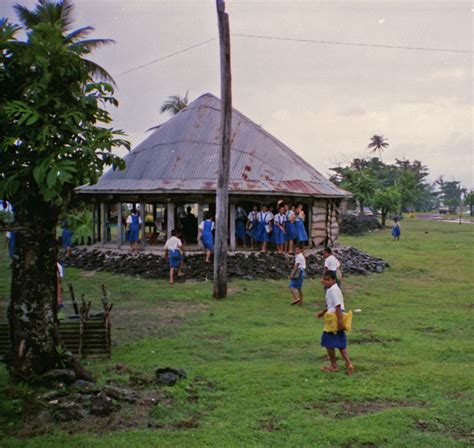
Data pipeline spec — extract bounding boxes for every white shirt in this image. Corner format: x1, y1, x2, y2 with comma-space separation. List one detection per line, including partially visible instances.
126, 215, 142, 224
199, 220, 215, 231
274, 213, 287, 225
257, 211, 272, 223
164, 236, 182, 251
325, 283, 345, 312
248, 211, 258, 221
324, 254, 340, 271
295, 253, 306, 270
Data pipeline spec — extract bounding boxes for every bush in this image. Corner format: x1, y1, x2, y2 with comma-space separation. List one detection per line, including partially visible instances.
340, 214, 381, 235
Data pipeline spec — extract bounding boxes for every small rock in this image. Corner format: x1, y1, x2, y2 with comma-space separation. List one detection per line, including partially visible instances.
90, 392, 119, 416
102, 385, 138, 403
52, 402, 87, 422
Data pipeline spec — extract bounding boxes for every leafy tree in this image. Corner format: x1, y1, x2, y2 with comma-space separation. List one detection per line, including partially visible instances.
394, 159, 430, 212
464, 191, 474, 217
367, 135, 389, 161
373, 187, 401, 226
160, 91, 189, 116
0, 1, 128, 381
436, 178, 465, 213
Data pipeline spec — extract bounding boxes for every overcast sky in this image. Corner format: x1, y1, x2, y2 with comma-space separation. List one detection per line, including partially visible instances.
1, 0, 472, 188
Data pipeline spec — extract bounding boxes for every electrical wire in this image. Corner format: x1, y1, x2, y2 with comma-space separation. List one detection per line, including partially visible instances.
232, 33, 473, 54
116, 37, 217, 77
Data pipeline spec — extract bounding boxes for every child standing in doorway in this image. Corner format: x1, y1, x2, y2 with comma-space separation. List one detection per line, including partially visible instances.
316, 270, 353, 375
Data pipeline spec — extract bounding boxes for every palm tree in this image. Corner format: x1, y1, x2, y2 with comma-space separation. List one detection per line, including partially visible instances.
160, 91, 189, 116
367, 135, 389, 161
13, 0, 115, 84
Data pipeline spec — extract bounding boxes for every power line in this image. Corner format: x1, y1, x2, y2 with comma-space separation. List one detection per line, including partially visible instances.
116, 37, 217, 77
233, 33, 473, 54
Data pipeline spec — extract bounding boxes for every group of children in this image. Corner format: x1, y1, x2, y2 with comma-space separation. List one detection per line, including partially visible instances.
241, 202, 309, 253
289, 245, 353, 375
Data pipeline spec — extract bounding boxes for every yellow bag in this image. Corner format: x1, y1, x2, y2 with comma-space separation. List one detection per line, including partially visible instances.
323, 311, 353, 333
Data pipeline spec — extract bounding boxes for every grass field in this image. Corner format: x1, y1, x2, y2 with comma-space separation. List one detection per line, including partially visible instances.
0, 218, 473, 447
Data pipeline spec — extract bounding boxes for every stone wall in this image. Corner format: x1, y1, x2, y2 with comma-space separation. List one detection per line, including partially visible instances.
311, 199, 345, 247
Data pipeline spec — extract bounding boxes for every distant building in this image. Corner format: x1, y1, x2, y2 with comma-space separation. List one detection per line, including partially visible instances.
77, 93, 350, 249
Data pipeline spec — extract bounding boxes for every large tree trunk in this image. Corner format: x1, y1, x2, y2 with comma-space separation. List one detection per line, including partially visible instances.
7, 197, 60, 381
381, 211, 387, 227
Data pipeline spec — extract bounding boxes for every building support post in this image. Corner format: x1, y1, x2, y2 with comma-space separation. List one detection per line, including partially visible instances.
117, 202, 123, 249
101, 202, 107, 247
167, 202, 175, 240
229, 203, 236, 251
92, 202, 97, 244
307, 202, 313, 248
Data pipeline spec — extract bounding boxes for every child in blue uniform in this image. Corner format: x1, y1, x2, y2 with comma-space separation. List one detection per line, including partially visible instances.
198, 213, 214, 263
316, 270, 353, 375
255, 205, 273, 252
127, 209, 142, 254
289, 245, 306, 305
235, 204, 247, 248
295, 204, 308, 244
247, 205, 259, 249
62, 222, 73, 257
164, 229, 184, 285
392, 219, 401, 241
284, 203, 296, 254
273, 205, 287, 254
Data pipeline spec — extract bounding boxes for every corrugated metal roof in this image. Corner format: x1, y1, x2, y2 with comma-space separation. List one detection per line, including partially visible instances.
78, 93, 350, 198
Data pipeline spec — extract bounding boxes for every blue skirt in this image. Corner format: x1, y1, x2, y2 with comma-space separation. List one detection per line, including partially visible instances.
321, 331, 347, 349
128, 225, 139, 242
235, 219, 247, 239
295, 221, 308, 242
169, 250, 183, 268
392, 226, 401, 237
62, 229, 73, 248
285, 222, 296, 241
255, 222, 270, 242
201, 232, 214, 251
272, 226, 285, 245
248, 220, 259, 238
289, 269, 304, 289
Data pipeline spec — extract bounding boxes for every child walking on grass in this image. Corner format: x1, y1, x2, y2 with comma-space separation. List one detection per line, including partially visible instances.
316, 270, 353, 375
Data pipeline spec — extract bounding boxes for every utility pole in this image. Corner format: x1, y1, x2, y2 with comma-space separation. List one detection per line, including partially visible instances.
213, 0, 232, 299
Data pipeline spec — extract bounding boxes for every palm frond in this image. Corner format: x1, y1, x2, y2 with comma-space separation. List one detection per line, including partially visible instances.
64, 26, 94, 44
69, 38, 115, 54
160, 93, 189, 115
82, 59, 116, 85
58, 0, 76, 33
13, 3, 40, 28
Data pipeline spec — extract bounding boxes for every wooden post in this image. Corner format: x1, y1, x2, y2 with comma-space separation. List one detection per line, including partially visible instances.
117, 202, 123, 249
229, 203, 236, 251
197, 203, 204, 224
140, 202, 146, 249
307, 202, 313, 248
167, 202, 175, 240
92, 203, 97, 244
213, 0, 232, 299
101, 202, 107, 246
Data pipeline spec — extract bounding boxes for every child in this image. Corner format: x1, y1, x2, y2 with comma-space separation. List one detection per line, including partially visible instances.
284, 203, 296, 254
246, 205, 259, 249
273, 205, 287, 254
62, 222, 73, 258
255, 205, 273, 252
294, 204, 308, 244
392, 218, 401, 241
164, 229, 184, 285
316, 271, 353, 375
127, 209, 142, 254
198, 212, 214, 263
323, 247, 343, 286
289, 245, 305, 305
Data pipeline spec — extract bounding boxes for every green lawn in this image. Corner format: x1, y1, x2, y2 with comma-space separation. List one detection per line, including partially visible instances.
0, 219, 473, 447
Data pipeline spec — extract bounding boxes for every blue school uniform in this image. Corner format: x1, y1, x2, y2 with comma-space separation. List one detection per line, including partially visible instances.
201, 220, 214, 251
392, 223, 401, 238
295, 214, 308, 242
285, 211, 297, 241
247, 211, 259, 238
169, 250, 183, 269
62, 227, 73, 248
272, 213, 286, 245
321, 330, 347, 349
255, 212, 271, 242
235, 207, 247, 239
128, 214, 140, 242
289, 268, 305, 289
8, 231, 15, 259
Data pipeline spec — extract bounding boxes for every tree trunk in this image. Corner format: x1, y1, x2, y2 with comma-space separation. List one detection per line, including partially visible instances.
7, 197, 60, 381
359, 201, 364, 215
213, 0, 232, 299
381, 211, 387, 227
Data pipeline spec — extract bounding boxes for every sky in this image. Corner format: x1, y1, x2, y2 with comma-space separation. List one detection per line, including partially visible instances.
1, 0, 473, 188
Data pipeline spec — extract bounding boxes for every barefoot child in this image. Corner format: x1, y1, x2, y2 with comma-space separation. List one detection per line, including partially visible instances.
289, 245, 305, 305
316, 270, 353, 375
164, 229, 184, 285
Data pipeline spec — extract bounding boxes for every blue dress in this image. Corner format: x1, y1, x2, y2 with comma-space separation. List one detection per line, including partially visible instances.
255, 212, 270, 242
128, 214, 140, 242
285, 211, 297, 241
235, 215, 247, 239
62, 227, 73, 248
169, 250, 183, 268
392, 224, 401, 238
272, 214, 286, 245
201, 220, 214, 251
247, 212, 259, 238
295, 214, 308, 242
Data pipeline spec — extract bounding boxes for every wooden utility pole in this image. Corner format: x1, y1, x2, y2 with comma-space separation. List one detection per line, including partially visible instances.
213, 0, 232, 299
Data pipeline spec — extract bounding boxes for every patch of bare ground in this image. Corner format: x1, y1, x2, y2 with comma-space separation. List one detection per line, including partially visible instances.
350, 328, 401, 346
112, 301, 209, 345
257, 415, 287, 432
416, 418, 474, 443
6, 371, 218, 438
304, 399, 422, 418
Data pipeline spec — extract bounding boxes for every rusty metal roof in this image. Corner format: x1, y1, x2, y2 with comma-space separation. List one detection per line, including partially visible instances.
78, 93, 350, 198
